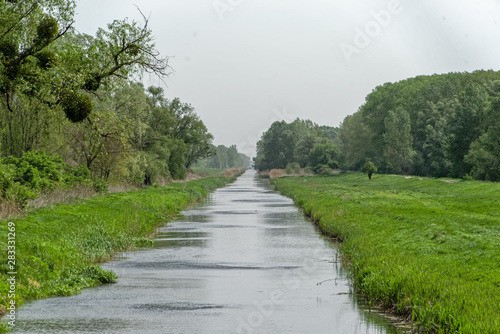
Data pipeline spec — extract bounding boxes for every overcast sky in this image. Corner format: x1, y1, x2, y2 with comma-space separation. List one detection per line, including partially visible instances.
74, 0, 500, 157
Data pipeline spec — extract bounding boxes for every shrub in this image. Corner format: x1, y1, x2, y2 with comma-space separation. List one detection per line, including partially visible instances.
313, 164, 333, 175
92, 179, 108, 193
286, 162, 301, 174
0, 152, 96, 209
308, 143, 341, 169
64, 165, 92, 186
463, 173, 474, 181
302, 166, 314, 175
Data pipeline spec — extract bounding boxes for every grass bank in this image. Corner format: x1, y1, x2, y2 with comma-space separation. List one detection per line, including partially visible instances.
272, 173, 500, 333
0, 175, 236, 332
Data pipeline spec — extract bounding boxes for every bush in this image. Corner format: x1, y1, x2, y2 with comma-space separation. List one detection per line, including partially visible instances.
328, 160, 339, 169
2, 151, 65, 191
0, 152, 96, 208
463, 173, 474, 181
313, 164, 333, 175
92, 179, 108, 193
286, 162, 301, 174
308, 143, 342, 169
64, 165, 92, 186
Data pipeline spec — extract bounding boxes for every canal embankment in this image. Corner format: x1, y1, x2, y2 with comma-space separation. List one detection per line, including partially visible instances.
0, 175, 237, 332
272, 172, 500, 334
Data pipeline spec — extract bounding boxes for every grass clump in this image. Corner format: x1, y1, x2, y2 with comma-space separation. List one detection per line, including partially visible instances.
272, 173, 500, 333
0, 176, 232, 330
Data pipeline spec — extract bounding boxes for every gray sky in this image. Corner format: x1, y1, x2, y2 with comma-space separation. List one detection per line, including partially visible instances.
74, 0, 500, 157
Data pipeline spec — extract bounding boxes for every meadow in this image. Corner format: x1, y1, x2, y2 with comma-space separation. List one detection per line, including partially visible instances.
0, 175, 234, 332
272, 173, 500, 333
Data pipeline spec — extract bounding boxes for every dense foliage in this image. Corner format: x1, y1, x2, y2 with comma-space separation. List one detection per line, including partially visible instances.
0, 151, 92, 207
0, 0, 221, 205
256, 70, 500, 181
346, 70, 500, 180
254, 119, 340, 172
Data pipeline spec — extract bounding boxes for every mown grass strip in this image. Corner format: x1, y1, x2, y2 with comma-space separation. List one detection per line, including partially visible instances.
272, 173, 500, 333
0, 176, 233, 331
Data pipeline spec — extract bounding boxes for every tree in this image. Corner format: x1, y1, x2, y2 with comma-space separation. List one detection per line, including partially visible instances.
0, 1, 170, 164
419, 99, 456, 177
354, 71, 500, 177
256, 121, 295, 170
227, 145, 239, 168
54, 16, 169, 122
447, 84, 487, 177
0, 1, 75, 106
361, 159, 377, 180
0, 1, 75, 156
465, 97, 500, 181
339, 112, 375, 170
308, 143, 341, 172
163, 97, 214, 170
294, 134, 317, 167
199, 145, 249, 169
66, 102, 130, 180
255, 119, 340, 171
383, 107, 415, 174
143, 89, 213, 180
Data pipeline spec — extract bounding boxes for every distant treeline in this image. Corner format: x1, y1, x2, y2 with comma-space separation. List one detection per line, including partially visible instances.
255, 120, 340, 173
256, 70, 500, 181
196, 145, 251, 170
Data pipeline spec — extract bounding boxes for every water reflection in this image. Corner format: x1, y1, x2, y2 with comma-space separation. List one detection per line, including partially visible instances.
15, 170, 401, 334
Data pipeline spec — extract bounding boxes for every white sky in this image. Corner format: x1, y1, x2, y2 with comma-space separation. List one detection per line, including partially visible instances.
74, 0, 500, 157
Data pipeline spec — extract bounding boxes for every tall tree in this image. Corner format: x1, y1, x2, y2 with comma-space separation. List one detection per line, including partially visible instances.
256, 121, 295, 170
447, 84, 487, 177
465, 97, 500, 181
419, 99, 456, 177
339, 112, 375, 169
383, 107, 415, 174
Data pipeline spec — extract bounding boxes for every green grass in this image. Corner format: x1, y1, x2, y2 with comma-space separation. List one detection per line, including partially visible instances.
272, 173, 500, 334
0, 176, 232, 332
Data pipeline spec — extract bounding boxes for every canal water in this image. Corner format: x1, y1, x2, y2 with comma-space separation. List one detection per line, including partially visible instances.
15, 170, 400, 333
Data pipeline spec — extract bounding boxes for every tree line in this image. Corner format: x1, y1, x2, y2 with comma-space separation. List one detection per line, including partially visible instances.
255, 119, 341, 173
196, 144, 251, 170
0, 1, 248, 207
256, 70, 500, 181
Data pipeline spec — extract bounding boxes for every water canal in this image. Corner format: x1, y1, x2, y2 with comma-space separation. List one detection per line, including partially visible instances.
15, 170, 400, 333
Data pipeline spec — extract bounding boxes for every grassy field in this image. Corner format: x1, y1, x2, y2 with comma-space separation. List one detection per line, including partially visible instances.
0, 176, 234, 332
272, 173, 500, 333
